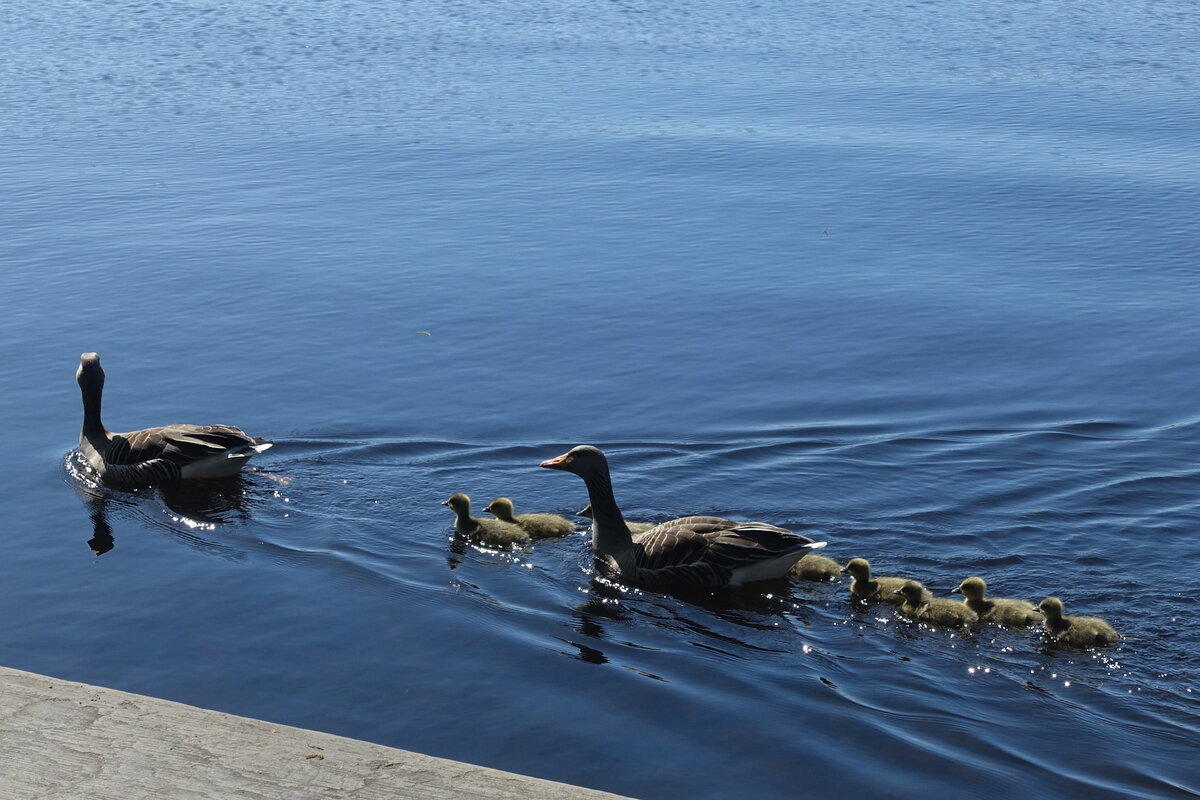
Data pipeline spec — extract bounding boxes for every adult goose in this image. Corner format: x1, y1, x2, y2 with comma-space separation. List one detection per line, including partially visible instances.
1036, 597, 1119, 648
76, 352, 272, 489
952, 576, 1043, 627
539, 445, 826, 590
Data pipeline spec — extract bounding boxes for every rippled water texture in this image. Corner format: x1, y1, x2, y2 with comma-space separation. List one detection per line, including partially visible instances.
3, 1, 1199, 798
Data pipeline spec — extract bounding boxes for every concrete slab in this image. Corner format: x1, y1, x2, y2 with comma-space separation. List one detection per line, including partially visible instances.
0, 666, 634, 800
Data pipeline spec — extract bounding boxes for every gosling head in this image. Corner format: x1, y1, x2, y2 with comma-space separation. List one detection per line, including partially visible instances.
845, 558, 872, 578
952, 576, 987, 600
442, 493, 472, 514
483, 497, 515, 519
1037, 597, 1066, 620
576, 503, 594, 520
540, 445, 608, 477
895, 580, 927, 604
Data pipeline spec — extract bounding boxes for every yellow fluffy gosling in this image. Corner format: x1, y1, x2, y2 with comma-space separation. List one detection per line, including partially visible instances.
442, 493, 530, 547
895, 580, 979, 628
483, 497, 574, 538
792, 553, 843, 581
1037, 597, 1119, 647
845, 558, 909, 605
951, 576, 1043, 627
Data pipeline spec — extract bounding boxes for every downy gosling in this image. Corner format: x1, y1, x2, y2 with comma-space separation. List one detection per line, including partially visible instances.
483, 497, 574, 538
952, 576, 1043, 627
896, 580, 979, 628
443, 493, 530, 547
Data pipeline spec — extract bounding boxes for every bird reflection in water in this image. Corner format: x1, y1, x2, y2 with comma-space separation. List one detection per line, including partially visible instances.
83, 489, 115, 555
79, 473, 263, 557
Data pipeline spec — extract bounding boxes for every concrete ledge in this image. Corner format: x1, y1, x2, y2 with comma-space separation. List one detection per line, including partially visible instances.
0, 666, 634, 800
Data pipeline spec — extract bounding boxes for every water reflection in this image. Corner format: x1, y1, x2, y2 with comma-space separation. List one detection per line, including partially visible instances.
157, 475, 254, 525
68, 451, 265, 557
83, 490, 115, 556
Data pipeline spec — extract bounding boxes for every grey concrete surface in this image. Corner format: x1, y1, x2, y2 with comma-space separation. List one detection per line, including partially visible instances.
0, 666, 634, 800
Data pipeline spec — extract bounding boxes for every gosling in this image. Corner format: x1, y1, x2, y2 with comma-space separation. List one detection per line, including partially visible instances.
442, 493, 531, 547
951, 576, 1043, 627
792, 553, 843, 581
1036, 597, 1119, 648
845, 557, 909, 605
895, 580, 979, 627
577, 502, 655, 534
483, 497, 574, 538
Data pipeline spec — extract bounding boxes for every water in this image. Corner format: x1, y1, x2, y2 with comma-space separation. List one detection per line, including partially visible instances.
3, 1, 1199, 797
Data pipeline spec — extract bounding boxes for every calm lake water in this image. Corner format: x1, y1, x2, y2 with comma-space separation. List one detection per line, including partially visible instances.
3, 1, 1199, 797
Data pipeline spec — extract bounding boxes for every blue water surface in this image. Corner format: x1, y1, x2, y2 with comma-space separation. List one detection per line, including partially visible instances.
2, 1, 1199, 798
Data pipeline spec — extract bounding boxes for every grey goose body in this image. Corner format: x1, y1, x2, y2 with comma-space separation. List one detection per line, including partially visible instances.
76, 352, 271, 489
540, 445, 826, 590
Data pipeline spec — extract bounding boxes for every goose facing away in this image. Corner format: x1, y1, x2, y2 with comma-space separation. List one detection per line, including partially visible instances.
443, 493, 531, 547
540, 445, 826, 589
1036, 597, 1119, 647
483, 497, 574, 538
952, 576, 1043, 627
845, 558, 908, 605
76, 352, 272, 489
577, 502, 655, 534
895, 580, 979, 627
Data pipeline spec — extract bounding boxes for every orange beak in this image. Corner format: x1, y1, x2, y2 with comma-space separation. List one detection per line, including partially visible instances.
540, 452, 572, 469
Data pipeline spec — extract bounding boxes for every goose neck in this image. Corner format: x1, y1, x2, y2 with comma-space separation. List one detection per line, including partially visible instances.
79, 376, 106, 437
580, 467, 632, 555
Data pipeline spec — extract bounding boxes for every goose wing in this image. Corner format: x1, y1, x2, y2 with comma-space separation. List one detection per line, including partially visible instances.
629, 516, 819, 588
108, 424, 266, 466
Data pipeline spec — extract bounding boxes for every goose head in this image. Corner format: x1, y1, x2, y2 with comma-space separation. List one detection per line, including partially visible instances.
483, 497, 515, 519
77, 352, 105, 390
895, 580, 927, 604
442, 493, 472, 514
845, 558, 872, 579
952, 576, 987, 600
1037, 596, 1066, 620
540, 444, 608, 478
